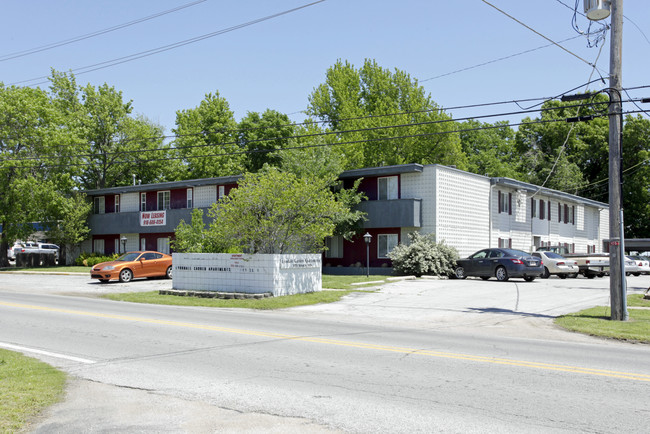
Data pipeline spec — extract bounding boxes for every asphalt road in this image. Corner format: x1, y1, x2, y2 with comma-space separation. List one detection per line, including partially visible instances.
0, 272, 649, 433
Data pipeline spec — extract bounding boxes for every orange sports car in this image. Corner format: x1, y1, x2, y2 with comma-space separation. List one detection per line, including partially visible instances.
91, 251, 173, 283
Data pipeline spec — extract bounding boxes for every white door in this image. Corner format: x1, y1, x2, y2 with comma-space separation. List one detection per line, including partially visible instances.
140, 238, 146, 251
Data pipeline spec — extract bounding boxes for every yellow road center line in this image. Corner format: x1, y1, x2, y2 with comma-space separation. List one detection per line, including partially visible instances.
2, 301, 649, 382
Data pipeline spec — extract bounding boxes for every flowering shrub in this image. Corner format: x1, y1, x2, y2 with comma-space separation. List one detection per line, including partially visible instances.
388, 232, 459, 277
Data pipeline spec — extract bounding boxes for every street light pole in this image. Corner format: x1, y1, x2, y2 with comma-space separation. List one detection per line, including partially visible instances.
363, 232, 372, 278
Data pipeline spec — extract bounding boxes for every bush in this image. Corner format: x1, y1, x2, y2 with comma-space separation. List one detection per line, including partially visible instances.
388, 232, 459, 277
75, 252, 119, 267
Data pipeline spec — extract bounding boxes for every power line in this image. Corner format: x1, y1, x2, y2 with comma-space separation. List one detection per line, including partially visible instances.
481, 0, 603, 72
1, 111, 621, 171
9, 0, 327, 87
0, 0, 208, 62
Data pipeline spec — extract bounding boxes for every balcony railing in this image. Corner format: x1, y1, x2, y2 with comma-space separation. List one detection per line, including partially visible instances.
88, 207, 208, 235
356, 199, 422, 228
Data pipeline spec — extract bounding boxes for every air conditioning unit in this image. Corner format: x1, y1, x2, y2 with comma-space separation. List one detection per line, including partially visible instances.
584, 0, 611, 21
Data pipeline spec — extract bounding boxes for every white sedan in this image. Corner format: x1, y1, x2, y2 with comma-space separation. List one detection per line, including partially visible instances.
532, 251, 579, 279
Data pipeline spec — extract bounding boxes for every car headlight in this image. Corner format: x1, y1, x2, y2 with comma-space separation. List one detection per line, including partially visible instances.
102, 265, 115, 271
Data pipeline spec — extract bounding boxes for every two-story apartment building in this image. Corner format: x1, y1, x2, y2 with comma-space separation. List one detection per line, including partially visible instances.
83, 176, 240, 256
324, 164, 609, 268
83, 164, 609, 270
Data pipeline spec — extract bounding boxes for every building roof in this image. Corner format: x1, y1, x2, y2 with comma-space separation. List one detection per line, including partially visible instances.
339, 163, 424, 179
491, 177, 608, 209
84, 175, 242, 196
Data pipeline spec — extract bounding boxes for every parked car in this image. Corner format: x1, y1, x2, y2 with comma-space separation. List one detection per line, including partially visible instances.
13, 241, 39, 258
532, 251, 579, 279
90, 251, 173, 283
627, 255, 650, 275
625, 256, 641, 276
454, 248, 544, 282
37, 243, 60, 260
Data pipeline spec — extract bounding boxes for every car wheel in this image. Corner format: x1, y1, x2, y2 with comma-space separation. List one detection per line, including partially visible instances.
541, 267, 550, 279
480, 276, 490, 281
454, 266, 466, 279
166, 266, 173, 279
495, 266, 509, 282
633, 273, 641, 277
119, 269, 133, 283
569, 273, 579, 278
559, 274, 568, 279
524, 276, 536, 282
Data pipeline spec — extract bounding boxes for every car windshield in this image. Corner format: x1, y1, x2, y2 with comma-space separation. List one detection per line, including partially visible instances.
544, 252, 564, 259
117, 252, 141, 262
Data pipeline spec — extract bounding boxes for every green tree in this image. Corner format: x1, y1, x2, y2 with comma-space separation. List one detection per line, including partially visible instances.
514, 96, 609, 193
49, 71, 176, 189
173, 92, 241, 179
207, 168, 347, 254
621, 115, 650, 238
307, 59, 466, 170
46, 192, 92, 265
459, 120, 521, 178
0, 84, 73, 266
238, 109, 295, 172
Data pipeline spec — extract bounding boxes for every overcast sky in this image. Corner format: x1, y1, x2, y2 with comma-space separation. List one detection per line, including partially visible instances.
2, 0, 648, 133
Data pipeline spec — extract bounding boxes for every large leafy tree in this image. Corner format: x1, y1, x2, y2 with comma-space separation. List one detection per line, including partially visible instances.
0, 84, 74, 266
49, 71, 174, 189
514, 96, 609, 192
238, 109, 295, 173
203, 168, 348, 254
172, 92, 241, 179
459, 120, 521, 178
46, 192, 92, 265
307, 59, 466, 170
621, 115, 650, 238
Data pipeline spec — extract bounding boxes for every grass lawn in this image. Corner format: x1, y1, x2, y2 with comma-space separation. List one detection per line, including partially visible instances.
0, 349, 66, 432
103, 275, 387, 308
554, 294, 650, 343
104, 289, 356, 309
0, 265, 90, 273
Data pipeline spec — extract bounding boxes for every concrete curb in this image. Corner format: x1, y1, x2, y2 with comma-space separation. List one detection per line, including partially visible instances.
0, 270, 88, 276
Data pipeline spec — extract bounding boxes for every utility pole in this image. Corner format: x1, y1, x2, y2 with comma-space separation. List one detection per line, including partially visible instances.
605, 0, 627, 320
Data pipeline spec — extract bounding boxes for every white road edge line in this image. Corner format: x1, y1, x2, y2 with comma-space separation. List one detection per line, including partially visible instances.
0, 342, 96, 364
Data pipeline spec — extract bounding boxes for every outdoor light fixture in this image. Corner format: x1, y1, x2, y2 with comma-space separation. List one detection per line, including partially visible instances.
120, 236, 128, 254
363, 232, 372, 278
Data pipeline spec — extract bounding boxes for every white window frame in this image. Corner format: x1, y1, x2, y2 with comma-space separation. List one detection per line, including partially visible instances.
93, 239, 105, 254
114, 194, 120, 213
186, 188, 193, 209
93, 196, 105, 214
378, 234, 398, 258
157, 237, 170, 254
157, 190, 170, 210
218, 185, 225, 199
325, 236, 344, 258
378, 176, 398, 200
140, 193, 147, 211
498, 191, 510, 214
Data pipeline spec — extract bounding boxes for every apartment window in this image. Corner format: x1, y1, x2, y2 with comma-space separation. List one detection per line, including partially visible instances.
378, 176, 398, 200
325, 236, 344, 258
218, 185, 225, 199
93, 196, 105, 214
93, 239, 105, 254
547, 201, 551, 221
186, 188, 193, 209
564, 204, 569, 224
531, 198, 537, 218
378, 234, 398, 258
498, 238, 512, 248
114, 195, 120, 213
157, 191, 170, 210
539, 199, 545, 220
570, 205, 575, 224
140, 193, 147, 211
498, 191, 512, 215
558, 203, 562, 223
